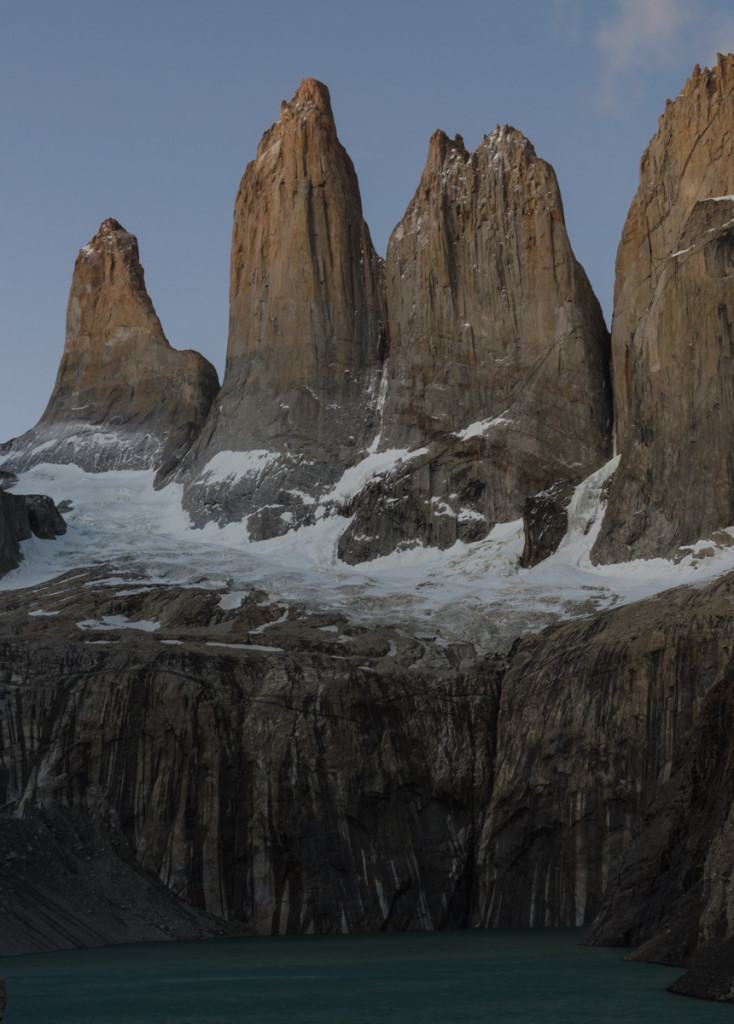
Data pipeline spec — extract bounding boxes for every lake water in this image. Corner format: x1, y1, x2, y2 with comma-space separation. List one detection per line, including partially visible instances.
1, 928, 731, 1023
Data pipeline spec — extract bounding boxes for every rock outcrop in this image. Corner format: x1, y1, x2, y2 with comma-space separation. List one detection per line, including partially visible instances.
339, 127, 612, 561
0, 490, 66, 577
1, 219, 220, 475
520, 479, 576, 568
0, 568, 502, 948
176, 80, 387, 536
594, 55, 734, 562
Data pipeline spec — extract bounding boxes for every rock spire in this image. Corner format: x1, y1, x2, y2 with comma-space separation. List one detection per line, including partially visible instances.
177, 79, 387, 536
1, 219, 220, 475
338, 124, 612, 561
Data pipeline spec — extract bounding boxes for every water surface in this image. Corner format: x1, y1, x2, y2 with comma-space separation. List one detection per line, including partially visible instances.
2, 928, 730, 1023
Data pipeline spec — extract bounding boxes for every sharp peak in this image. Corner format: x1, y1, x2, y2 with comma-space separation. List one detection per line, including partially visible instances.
98, 218, 128, 236
280, 78, 333, 119
428, 130, 469, 162
658, 53, 734, 127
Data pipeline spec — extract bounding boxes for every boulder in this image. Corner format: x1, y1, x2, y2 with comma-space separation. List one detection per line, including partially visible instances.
0, 491, 66, 577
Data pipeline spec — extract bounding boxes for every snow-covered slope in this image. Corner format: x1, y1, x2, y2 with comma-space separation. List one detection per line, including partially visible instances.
5, 457, 734, 652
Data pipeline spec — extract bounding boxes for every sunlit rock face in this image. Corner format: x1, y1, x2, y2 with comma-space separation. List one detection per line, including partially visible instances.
0, 219, 220, 475
594, 55, 734, 563
176, 79, 387, 537
338, 125, 612, 562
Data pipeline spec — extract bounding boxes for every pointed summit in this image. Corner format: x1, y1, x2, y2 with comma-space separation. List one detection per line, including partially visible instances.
336, 122, 611, 563
177, 79, 387, 537
1, 220, 220, 474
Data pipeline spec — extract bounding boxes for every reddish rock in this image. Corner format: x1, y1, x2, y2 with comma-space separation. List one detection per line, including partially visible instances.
1, 219, 220, 474
340, 126, 612, 561
178, 80, 387, 535
594, 56, 734, 562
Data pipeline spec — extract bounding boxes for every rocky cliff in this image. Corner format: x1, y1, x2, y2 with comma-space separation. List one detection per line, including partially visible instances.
0, 488, 66, 577
338, 126, 611, 562
0, 219, 220, 476
476, 573, 734, 936
594, 55, 734, 562
0, 569, 502, 949
175, 80, 387, 537
3, 555, 734, 1002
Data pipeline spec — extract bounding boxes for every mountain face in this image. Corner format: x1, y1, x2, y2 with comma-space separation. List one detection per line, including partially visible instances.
338, 126, 612, 562
593, 55, 734, 562
174, 80, 387, 537
0, 219, 220, 476
5, 65, 734, 1007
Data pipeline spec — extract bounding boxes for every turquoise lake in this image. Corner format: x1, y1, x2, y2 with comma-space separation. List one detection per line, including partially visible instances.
1, 928, 731, 1023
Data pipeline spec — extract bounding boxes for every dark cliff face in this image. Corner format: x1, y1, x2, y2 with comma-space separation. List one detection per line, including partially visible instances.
1, 219, 220, 476
0, 570, 502, 949
594, 55, 734, 563
4, 557, 734, 1003
175, 79, 387, 537
476, 574, 734, 933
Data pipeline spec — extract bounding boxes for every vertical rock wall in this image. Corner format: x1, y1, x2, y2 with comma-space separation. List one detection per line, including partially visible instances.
594, 55, 734, 562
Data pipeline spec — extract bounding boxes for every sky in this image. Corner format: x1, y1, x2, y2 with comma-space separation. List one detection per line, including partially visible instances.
2, 0, 734, 444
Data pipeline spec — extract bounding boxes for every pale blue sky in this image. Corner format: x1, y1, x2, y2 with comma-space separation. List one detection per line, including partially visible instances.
2, 0, 734, 442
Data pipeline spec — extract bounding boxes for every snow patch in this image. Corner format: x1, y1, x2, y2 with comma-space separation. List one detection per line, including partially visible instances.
76, 615, 160, 632
455, 412, 511, 441
321, 448, 428, 505
197, 450, 277, 486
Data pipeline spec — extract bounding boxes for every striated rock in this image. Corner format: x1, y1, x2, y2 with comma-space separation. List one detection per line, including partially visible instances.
176, 80, 387, 536
0, 808, 243, 955
0, 569, 501, 946
1, 219, 220, 475
340, 126, 611, 561
594, 56, 734, 562
0, 491, 66, 577
476, 572, 734, 931
584, 648, 734, 967
4, 554, 734, 1000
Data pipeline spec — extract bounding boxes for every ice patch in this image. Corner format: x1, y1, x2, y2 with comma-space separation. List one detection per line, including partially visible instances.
205, 642, 284, 653
6, 456, 734, 654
